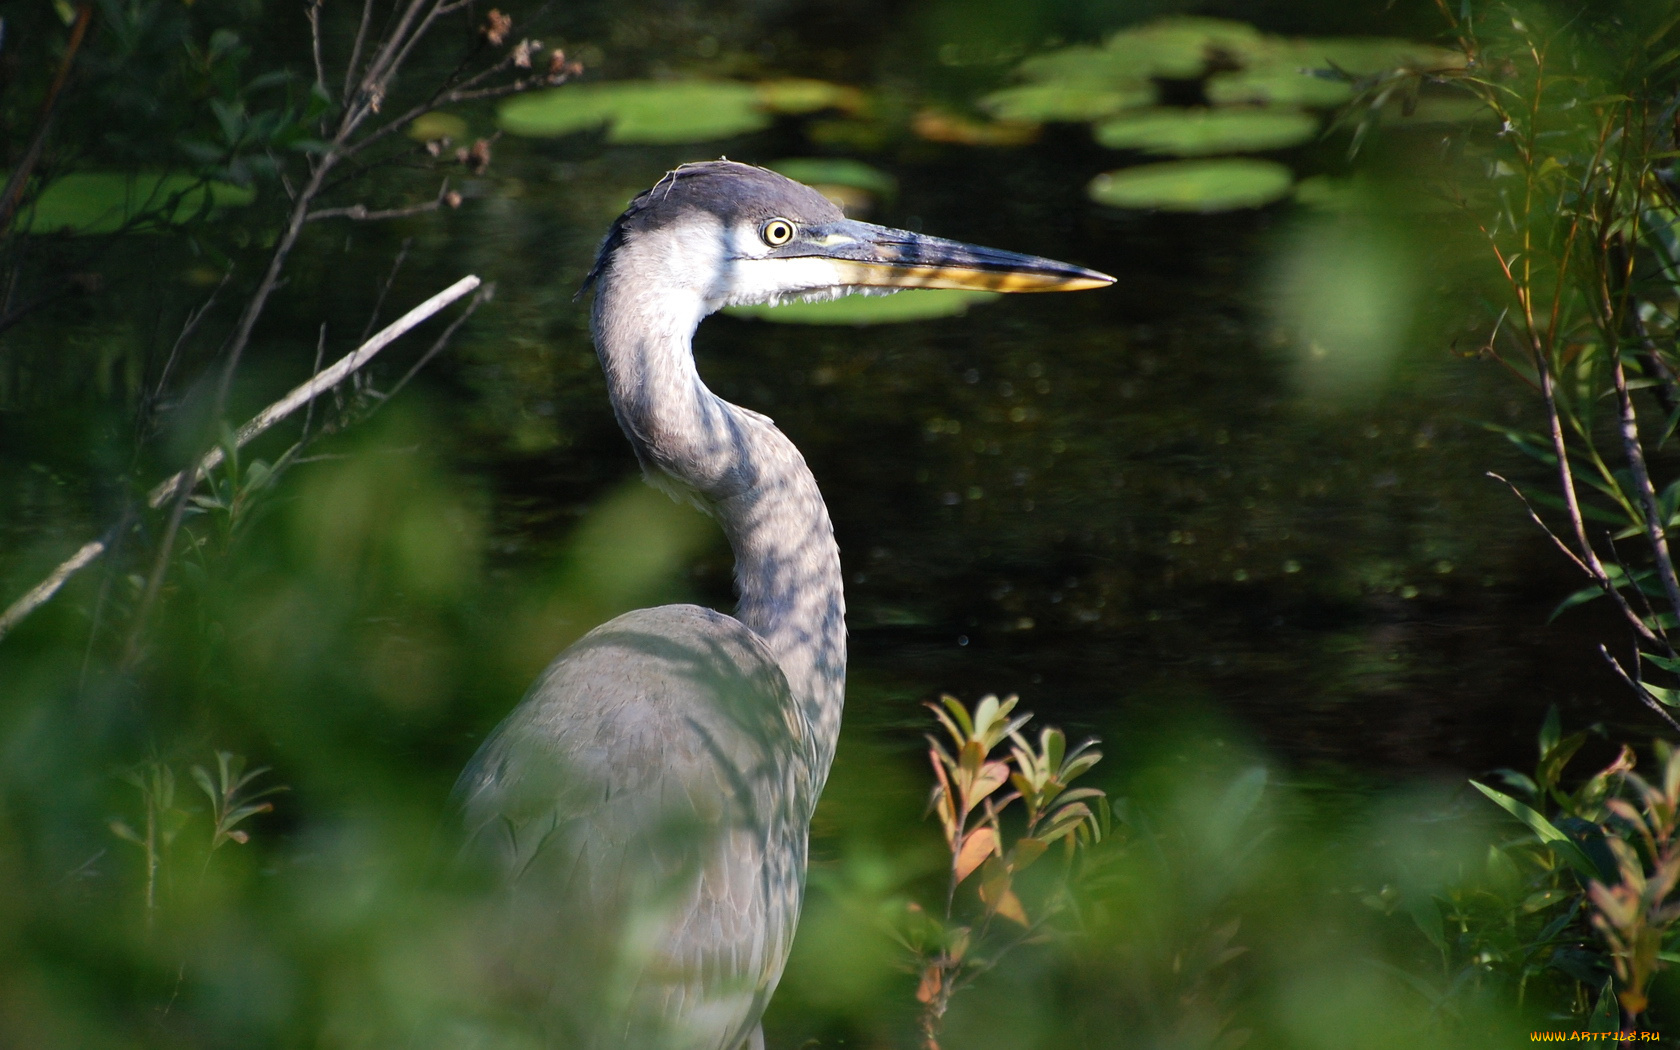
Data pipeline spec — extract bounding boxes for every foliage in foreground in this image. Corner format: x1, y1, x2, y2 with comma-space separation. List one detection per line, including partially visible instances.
11, 0, 1680, 1047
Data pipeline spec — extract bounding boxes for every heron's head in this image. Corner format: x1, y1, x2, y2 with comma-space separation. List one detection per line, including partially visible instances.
584, 160, 1113, 314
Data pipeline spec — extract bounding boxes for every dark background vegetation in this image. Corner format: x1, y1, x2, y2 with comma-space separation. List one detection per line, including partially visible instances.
4, 0, 1677, 1046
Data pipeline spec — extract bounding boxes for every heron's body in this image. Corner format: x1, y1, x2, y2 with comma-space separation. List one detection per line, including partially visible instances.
456, 161, 1109, 1049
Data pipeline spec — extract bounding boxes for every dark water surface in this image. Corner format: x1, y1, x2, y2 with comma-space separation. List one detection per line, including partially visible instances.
0, 0, 1642, 796
423, 102, 1621, 784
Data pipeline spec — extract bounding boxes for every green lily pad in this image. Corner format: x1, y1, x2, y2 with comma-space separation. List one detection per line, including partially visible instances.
725, 288, 999, 325
1296, 37, 1465, 75
1093, 108, 1319, 156
755, 79, 861, 115
980, 82, 1156, 123
15, 172, 255, 234
1205, 69, 1355, 108
1088, 159, 1294, 212
768, 158, 896, 199
407, 111, 469, 142
1016, 46, 1131, 88
1101, 17, 1269, 79
498, 81, 770, 143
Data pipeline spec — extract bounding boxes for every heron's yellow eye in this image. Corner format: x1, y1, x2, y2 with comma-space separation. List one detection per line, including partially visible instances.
760, 218, 795, 247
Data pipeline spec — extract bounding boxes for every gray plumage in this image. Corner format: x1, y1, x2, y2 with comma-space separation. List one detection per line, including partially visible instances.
454, 161, 1112, 1049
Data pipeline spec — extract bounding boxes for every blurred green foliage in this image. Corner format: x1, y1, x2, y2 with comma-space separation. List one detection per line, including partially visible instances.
8, 0, 1680, 1046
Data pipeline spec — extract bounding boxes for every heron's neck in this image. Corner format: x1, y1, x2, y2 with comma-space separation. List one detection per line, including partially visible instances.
591, 275, 847, 785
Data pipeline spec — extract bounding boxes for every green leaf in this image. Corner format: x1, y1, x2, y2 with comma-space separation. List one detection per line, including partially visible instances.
1470, 781, 1600, 879
1093, 107, 1319, 156
1539, 704, 1561, 759
1642, 682, 1680, 708
1205, 68, 1354, 108
1538, 731, 1587, 794
766, 158, 896, 200
1588, 980, 1618, 1034
14, 173, 255, 235
1642, 650, 1680, 674
980, 83, 1155, 123
498, 81, 771, 143
1405, 893, 1445, 949
1088, 160, 1293, 212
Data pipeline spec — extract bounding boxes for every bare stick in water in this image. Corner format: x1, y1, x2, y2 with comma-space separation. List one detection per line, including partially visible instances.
0, 274, 481, 645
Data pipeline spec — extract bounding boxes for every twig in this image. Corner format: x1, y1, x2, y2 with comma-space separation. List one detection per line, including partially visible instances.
0, 275, 481, 646
342, 0, 378, 105
146, 275, 481, 508
1611, 352, 1680, 637
1599, 644, 1680, 734
307, 0, 328, 103
0, 538, 109, 641
1535, 350, 1664, 644
359, 238, 412, 347
302, 323, 327, 443
0, 3, 93, 236
305, 179, 455, 222
1488, 472, 1595, 578
1631, 308, 1680, 418
379, 281, 492, 404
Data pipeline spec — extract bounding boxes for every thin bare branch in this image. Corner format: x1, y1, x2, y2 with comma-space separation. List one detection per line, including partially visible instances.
305, 180, 455, 222
380, 280, 492, 403
1599, 644, 1680, 734
1487, 472, 1595, 578
342, 0, 377, 103
302, 322, 327, 442
1536, 342, 1652, 633
307, 0, 328, 103
359, 237, 412, 346
1631, 306, 1680, 417
0, 539, 109, 641
0, 3, 93, 237
147, 275, 481, 508
1612, 352, 1680, 629
0, 276, 480, 647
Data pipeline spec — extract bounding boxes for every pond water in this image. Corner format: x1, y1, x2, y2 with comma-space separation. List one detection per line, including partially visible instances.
369, 12, 1632, 784
10, 2, 1675, 1044
0, 0, 1640, 801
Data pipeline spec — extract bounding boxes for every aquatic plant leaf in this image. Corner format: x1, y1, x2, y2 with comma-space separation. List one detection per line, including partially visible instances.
407, 111, 469, 142
911, 110, 1039, 146
979, 83, 1155, 123
725, 288, 1000, 325
768, 158, 896, 199
1088, 160, 1293, 212
1297, 37, 1466, 75
755, 78, 863, 115
498, 81, 770, 142
1101, 18, 1268, 80
1205, 69, 1355, 108
1093, 108, 1319, 156
17, 172, 255, 234
1016, 46, 1134, 87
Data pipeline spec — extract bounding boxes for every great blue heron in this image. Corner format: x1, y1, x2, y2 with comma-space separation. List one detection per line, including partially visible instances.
454, 160, 1111, 1049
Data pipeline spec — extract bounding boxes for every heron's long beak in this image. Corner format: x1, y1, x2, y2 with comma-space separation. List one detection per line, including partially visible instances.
809, 220, 1114, 293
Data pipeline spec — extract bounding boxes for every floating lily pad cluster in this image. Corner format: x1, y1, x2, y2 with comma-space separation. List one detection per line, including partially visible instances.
498, 78, 861, 144
980, 17, 1464, 212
